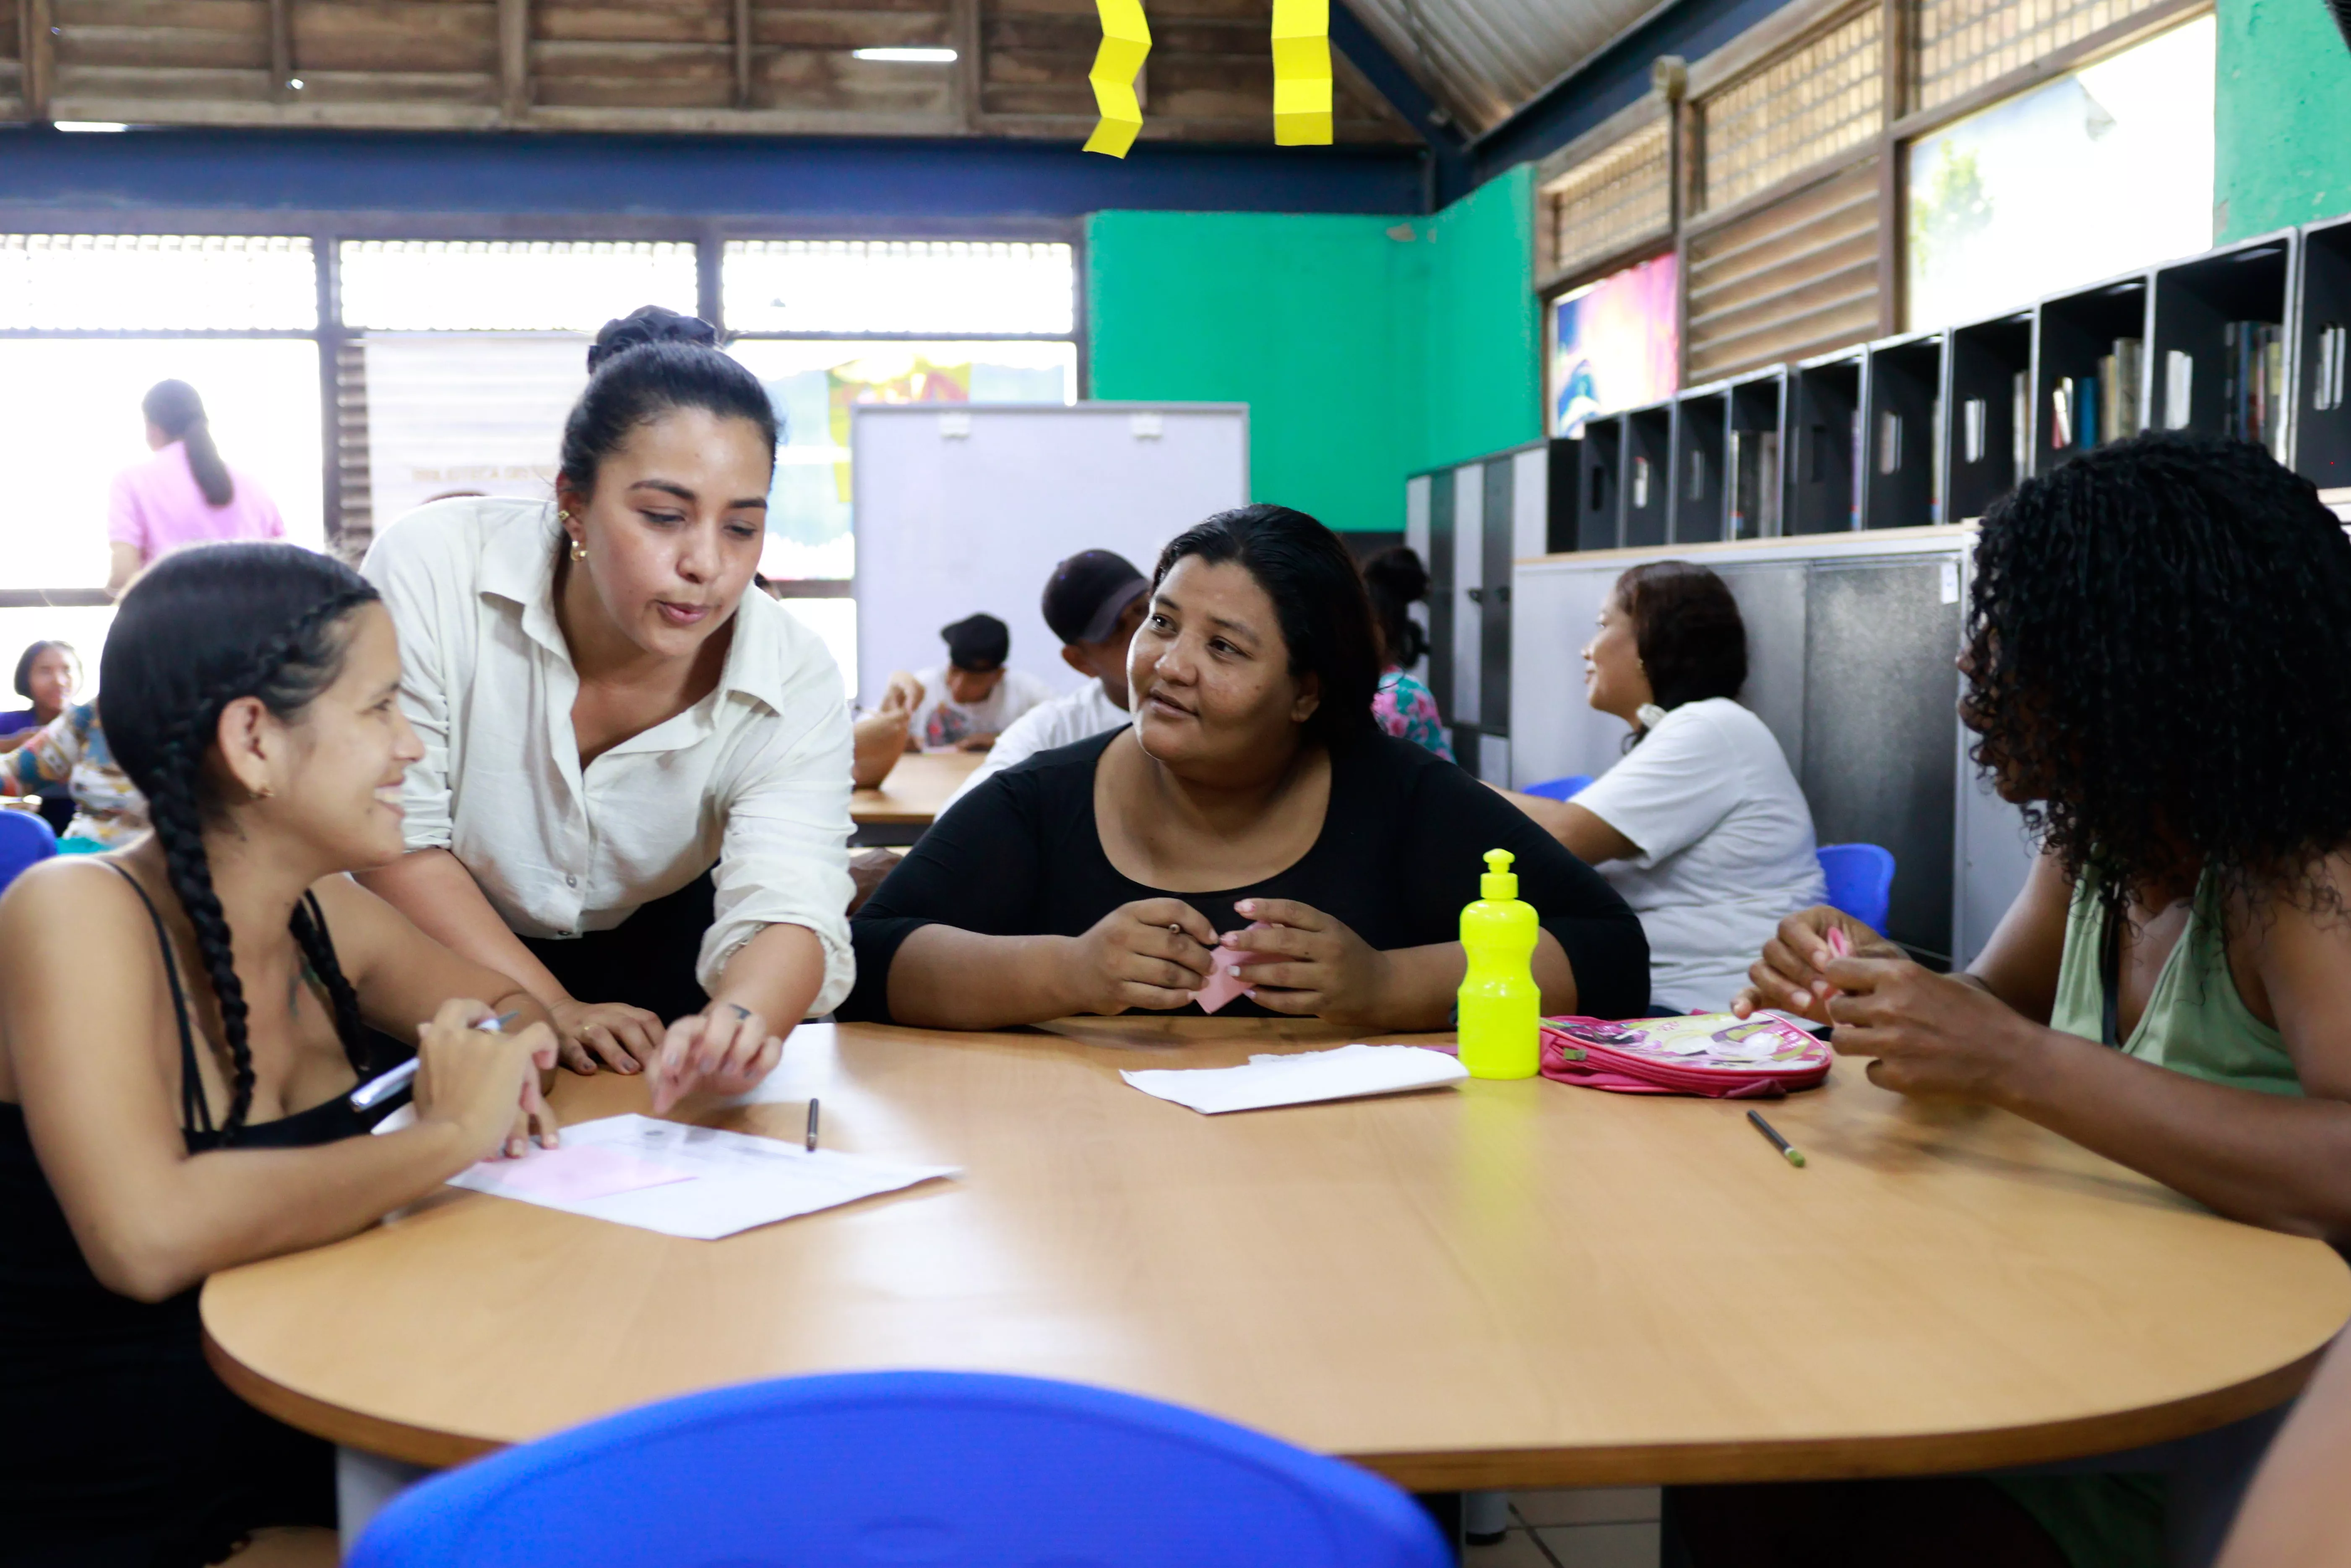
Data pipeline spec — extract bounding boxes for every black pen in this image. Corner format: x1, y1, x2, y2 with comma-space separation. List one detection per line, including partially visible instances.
806, 1097, 820, 1153
1747, 1108, 1806, 1168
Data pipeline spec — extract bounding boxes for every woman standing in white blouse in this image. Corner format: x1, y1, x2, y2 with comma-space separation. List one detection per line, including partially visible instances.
1501, 561, 1825, 1014
359, 307, 852, 1108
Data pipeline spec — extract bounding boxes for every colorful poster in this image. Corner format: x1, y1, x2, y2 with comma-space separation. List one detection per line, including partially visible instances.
1549, 253, 1679, 438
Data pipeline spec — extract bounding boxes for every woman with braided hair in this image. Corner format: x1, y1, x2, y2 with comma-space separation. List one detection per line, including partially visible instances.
358, 305, 853, 1110
1693, 432, 2351, 1568
0, 542, 560, 1566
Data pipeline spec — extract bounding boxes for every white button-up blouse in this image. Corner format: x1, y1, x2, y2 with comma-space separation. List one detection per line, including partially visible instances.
361, 496, 855, 1016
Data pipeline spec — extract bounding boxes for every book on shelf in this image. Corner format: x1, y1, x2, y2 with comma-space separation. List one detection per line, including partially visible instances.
2011, 371, 2028, 475
2223, 320, 2289, 460
2099, 338, 2143, 443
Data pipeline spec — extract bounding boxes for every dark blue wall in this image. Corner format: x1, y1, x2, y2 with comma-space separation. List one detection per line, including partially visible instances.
1470, 0, 1794, 182
0, 123, 1428, 219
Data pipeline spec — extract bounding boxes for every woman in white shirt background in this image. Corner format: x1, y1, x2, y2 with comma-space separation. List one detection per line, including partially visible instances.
358, 306, 854, 1108
1501, 561, 1825, 1014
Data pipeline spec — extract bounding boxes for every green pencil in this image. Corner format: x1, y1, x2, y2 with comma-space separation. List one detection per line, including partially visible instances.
1747, 1108, 1806, 1168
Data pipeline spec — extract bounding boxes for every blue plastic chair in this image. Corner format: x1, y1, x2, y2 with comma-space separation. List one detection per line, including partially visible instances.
1522, 773, 1595, 801
349, 1370, 1451, 1568
1817, 842, 1895, 934
0, 809, 57, 895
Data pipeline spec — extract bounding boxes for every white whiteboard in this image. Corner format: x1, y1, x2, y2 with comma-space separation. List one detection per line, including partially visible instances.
851, 402, 1249, 707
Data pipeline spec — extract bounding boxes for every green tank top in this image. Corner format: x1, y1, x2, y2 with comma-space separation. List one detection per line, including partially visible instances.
2004, 870, 2298, 1568
2048, 870, 2299, 1097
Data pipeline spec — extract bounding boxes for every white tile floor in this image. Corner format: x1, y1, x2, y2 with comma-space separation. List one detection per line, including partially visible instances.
1466, 1489, 1662, 1568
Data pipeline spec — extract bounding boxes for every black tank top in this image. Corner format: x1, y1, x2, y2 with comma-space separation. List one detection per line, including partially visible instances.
0, 864, 385, 1564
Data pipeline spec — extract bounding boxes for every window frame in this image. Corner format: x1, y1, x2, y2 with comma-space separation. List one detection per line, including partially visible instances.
0, 208, 1086, 605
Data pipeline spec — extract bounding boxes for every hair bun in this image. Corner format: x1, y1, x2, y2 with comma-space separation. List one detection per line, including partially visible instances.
1364, 545, 1431, 604
587, 305, 719, 372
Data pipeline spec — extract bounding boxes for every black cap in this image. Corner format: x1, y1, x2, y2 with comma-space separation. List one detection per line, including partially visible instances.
940, 613, 1010, 672
1041, 550, 1148, 646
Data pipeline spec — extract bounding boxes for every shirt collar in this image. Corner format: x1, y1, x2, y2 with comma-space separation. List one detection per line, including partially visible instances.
478, 503, 570, 659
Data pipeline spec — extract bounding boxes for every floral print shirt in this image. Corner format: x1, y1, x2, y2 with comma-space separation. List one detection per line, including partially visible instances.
1373, 669, 1453, 762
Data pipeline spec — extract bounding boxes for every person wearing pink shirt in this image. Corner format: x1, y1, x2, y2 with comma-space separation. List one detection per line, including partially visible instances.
104, 380, 284, 597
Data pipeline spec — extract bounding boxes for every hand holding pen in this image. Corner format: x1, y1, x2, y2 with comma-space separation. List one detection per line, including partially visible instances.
355, 1000, 560, 1162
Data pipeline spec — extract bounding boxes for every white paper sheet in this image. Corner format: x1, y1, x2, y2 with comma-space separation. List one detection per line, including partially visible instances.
1120, 1044, 1469, 1116
445, 1113, 957, 1240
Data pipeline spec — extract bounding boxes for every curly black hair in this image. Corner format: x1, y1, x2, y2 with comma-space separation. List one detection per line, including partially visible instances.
1966, 431, 2351, 919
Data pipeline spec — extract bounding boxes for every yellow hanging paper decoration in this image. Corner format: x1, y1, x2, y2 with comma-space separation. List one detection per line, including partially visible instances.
1082, 0, 1151, 158
1270, 0, 1332, 146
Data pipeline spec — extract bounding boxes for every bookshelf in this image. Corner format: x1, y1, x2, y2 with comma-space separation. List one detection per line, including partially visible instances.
1865, 333, 1943, 530
2032, 273, 2153, 477
1575, 414, 1625, 551
1943, 311, 2033, 524
2148, 234, 2295, 460
1789, 350, 1865, 534
1673, 383, 1733, 544
1532, 217, 2351, 549
2295, 215, 2351, 492
1623, 402, 1675, 548
1728, 368, 1788, 540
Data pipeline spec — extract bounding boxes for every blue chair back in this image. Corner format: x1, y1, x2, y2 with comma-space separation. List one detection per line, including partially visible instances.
349, 1370, 1451, 1568
0, 809, 57, 895
1817, 842, 1895, 934
1522, 774, 1594, 802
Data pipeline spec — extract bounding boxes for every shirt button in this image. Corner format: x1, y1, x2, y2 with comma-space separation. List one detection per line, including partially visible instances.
565, 874, 578, 888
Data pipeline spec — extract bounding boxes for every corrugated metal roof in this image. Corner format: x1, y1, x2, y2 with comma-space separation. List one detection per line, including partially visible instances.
1344, 0, 1673, 135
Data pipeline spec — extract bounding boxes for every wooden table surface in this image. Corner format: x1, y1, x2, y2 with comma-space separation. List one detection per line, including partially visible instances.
203, 1018, 2351, 1490
849, 751, 984, 825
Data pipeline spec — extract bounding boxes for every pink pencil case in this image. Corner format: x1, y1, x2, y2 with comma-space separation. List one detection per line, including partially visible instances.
1539, 1012, 1831, 1099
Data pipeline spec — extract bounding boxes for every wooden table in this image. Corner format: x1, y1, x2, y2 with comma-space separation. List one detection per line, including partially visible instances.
849, 751, 983, 844
204, 1018, 2351, 1490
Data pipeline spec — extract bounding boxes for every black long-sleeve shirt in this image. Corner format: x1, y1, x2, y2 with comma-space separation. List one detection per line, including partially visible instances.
844, 728, 1649, 1024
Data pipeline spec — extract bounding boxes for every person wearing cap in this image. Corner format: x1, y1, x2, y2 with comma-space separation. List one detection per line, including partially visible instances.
941, 550, 1148, 809
891, 613, 1056, 753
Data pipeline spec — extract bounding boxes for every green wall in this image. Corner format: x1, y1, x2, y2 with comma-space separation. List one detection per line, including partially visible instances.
1085, 164, 1540, 533
2216, 0, 2351, 240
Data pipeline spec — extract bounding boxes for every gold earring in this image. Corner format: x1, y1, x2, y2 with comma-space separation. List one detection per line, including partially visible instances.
570, 539, 588, 563
557, 509, 570, 523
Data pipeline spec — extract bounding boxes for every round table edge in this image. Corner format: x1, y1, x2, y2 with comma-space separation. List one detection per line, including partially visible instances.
203, 1329, 2330, 1487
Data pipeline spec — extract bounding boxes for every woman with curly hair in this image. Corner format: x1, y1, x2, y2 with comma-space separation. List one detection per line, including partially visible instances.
1710, 432, 2351, 1568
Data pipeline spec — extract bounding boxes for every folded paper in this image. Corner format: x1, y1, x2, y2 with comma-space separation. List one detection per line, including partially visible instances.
1270, 0, 1332, 146
1122, 1043, 1468, 1115
1083, 0, 1151, 158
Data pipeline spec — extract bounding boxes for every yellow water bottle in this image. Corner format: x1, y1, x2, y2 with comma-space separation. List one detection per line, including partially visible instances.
1458, 848, 1540, 1080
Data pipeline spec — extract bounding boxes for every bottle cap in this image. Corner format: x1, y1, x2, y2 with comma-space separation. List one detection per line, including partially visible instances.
1481, 848, 1517, 901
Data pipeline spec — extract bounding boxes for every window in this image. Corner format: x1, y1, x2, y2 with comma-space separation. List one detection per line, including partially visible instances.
338, 241, 700, 333
723, 241, 1075, 336
1906, 15, 2215, 330
0, 234, 315, 331
720, 240, 1080, 693
1540, 121, 1672, 284
1699, 5, 1883, 214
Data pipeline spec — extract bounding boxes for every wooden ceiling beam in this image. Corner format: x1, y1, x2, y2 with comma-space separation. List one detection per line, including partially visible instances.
497, 0, 529, 120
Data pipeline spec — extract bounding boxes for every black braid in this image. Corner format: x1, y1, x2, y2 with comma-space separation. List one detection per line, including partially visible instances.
291, 896, 366, 1071
146, 717, 258, 1136
141, 586, 379, 1141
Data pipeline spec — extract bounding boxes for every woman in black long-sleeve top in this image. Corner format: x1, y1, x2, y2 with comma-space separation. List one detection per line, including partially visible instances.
845, 504, 1647, 1030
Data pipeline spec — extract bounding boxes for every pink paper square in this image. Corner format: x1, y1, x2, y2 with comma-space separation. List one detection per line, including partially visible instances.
1195, 934, 1283, 1015
472, 1144, 694, 1203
